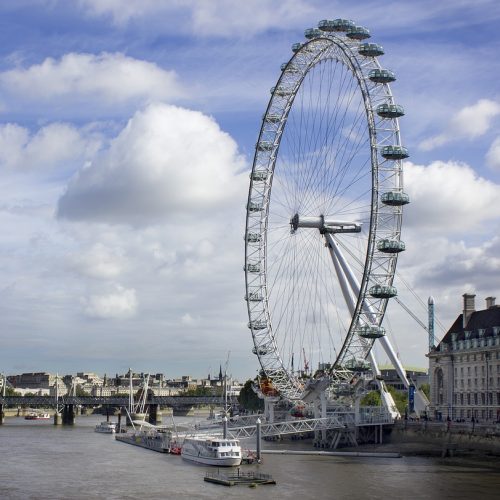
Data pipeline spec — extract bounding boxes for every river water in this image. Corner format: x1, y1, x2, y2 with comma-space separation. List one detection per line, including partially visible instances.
1, 415, 500, 499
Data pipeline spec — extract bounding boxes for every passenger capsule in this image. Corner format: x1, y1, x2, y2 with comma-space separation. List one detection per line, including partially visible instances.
344, 357, 371, 372
381, 191, 410, 206
245, 292, 263, 302
247, 201, 264, 212
250, 170, 269, 182
357, 324, 386, 339
318, 19, 355, 32
368, 69, 396, 84
248, 320, 267, 330
369, 285, 397, 299
271, 86, 292, 97
264, 113, 282, 123
281, 62, 300, 73
256, 140, 273, 152
381, 145, 409, 160
377, 239, 406, 253
358, 43, 384, 57
245, 232, 261, 243
245, 263, 261, 273
346, 26, 371, 40
252, 345, 271, 355
292, 42, 302, 53
304, 28, 323, 39
376, 104, 405, 118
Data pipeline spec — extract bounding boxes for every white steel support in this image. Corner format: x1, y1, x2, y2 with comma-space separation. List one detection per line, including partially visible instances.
327, 233, 427, 415
325, 233, 399, 417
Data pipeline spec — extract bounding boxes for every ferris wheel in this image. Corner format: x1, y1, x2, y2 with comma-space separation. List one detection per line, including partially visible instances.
244, 19, 409, 401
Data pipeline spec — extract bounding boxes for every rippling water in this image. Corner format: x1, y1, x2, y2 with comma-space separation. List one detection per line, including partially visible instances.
1, 415, 500, 499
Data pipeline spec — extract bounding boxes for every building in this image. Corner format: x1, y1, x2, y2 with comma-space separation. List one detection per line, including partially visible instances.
428, 293, 500, 422
378, 365, 428, 393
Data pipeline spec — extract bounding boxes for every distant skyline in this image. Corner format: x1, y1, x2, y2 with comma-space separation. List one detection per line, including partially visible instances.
1, 1, 500, 380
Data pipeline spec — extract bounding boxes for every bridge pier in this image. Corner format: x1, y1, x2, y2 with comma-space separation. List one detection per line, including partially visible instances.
0, 403, 4, 425
62, 404, 75, 425
148, 404, 162, 425
54, 412, 62, 425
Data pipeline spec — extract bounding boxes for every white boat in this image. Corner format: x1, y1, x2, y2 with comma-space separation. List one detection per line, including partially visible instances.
95, 421, 117, 434
25, 412, 51, 420
181, 436, 242, 466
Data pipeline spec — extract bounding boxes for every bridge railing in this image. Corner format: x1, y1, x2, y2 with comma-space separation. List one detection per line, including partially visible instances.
0, 395, 238, 407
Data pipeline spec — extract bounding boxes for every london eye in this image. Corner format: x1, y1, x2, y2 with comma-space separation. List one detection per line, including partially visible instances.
244, 19, 409, 402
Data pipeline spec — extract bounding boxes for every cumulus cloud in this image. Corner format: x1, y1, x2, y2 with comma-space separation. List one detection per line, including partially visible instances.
403, 160, 500, 232
83, 285, 137, 319
57, 103, 247, 226
79, 0, 314, 36
0, 122, 99, 173
420, 99, 500, 151
0, 52, 182, 111
69, 243, 125, 279
486, 136, 500, 170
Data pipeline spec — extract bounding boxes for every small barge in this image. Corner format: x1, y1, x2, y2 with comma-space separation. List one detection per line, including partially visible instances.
204, 470, 276, 487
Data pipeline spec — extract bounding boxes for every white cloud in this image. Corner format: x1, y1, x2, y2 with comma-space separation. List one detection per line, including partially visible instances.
57, 102, 247, 226
83, 284, 137, 319
486, 136, 500, 170
420, 99, 500, 151
69, 243, 125, 279
0, 122, 99, 173
0, 52, 182, 111
79, 0, 315, 36
404, 160, 500, 233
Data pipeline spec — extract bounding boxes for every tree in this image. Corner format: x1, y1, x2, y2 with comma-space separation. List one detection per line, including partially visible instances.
420, 383, 430, 399
75, 385, 90, 397
361, 390, 381, 406
182, 386, 213, 397
238, 379, 264, 412
387, 385, 408, 414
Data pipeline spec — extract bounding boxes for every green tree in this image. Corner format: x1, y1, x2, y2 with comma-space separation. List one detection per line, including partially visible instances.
182, 386, 213, 397
387, 385, 408, 414
75, 385, 90, 397
419, 383, 430, 399
4, 386, 20, 396
238, 379, 264, 412
361, 390, 381, 406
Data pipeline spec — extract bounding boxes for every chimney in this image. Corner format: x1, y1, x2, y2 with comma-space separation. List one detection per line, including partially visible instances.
463, 293, 476, 328
486, 296, 496, 309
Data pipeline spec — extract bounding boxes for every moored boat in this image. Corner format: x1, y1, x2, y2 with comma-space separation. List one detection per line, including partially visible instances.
95, 421, 117, 434
115, 422, 180, 453
25, 412, 51, 420
181, 436, 242, 466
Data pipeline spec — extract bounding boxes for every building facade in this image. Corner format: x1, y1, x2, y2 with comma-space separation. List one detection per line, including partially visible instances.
428, 294, 500, 422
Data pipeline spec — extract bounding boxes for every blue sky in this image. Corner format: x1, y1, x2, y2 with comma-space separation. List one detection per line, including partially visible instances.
1, 0, 500, 381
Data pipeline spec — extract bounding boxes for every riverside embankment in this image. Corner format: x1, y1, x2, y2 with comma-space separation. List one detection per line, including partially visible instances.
349, 420, 500, 457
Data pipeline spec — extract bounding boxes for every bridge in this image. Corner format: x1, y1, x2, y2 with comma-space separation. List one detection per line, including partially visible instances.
0, 395, 237, 407
0, 395, 239, 425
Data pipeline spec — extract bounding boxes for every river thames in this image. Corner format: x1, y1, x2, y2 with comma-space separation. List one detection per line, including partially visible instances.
1, 415, 500, 499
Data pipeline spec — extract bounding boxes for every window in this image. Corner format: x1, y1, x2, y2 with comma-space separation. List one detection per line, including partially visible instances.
474, 393, 478, 405
481, 393, 485, 404
467, 394, 471, 405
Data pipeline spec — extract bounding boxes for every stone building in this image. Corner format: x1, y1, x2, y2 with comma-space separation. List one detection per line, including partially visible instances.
428, 294, 500, 422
